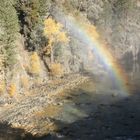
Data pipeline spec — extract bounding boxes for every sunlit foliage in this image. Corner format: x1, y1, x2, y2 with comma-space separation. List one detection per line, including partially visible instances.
44, 18, 69, 63
8, 83, 16, 97
30, 52, 41, 75
0, 80, 6, 94
50, 63, 64, 77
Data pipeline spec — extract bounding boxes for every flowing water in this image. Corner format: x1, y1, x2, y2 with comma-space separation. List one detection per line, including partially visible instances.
42, 71, 140, 140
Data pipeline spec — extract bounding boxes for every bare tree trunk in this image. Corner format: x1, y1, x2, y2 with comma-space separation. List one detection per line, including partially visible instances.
41, 55, 51, 72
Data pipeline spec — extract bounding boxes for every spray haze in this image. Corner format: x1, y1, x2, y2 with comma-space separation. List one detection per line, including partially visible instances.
52, 7, 130, 95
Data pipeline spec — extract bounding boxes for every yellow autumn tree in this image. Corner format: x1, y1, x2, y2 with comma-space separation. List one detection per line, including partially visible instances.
30, 52, 41, 75
8, 83, 16, 97
44, 17, 69, 63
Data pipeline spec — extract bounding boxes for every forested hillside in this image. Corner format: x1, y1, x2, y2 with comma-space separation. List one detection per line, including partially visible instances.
0, 0, 140, 98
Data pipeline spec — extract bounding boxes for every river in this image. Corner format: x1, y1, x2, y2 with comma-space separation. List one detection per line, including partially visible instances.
0, 66, 140, 140
42, 71, 140, 140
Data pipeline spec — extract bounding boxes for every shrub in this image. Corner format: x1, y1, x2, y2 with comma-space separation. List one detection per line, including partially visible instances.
0, 80, 5, 94
8, 83, 16, 97
30, 52, 41, 75
50, 63, 64, 77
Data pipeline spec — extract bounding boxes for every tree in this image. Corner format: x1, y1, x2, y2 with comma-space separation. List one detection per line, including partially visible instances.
113, 0, 133, 18
44, 17, 69, 63
15, 0, 51, 51
0, 0, 19, 68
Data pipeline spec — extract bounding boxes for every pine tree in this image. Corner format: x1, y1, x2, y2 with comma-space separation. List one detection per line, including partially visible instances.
0, 0, 19, 68
15, 0, 51, 51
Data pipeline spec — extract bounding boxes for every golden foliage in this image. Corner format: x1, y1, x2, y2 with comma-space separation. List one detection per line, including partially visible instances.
44, 18, 69, 43
43, 18, 69, 56
57, 31, 69, 43
44, 18, 62, 36
8, 83, 16, 97
50, 63, 64, 77
0, 80, 5, 93
30, 52, 41, 75
43, 46, 51, 56
43, 38, 54, 56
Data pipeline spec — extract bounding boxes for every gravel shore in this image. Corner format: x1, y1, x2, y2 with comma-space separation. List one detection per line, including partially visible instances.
0, 73, 89, 138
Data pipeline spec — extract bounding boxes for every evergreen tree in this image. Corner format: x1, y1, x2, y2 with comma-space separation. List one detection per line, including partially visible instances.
113, 0, 133, 18
16, 0, 51, 51
0, 0, 19, 68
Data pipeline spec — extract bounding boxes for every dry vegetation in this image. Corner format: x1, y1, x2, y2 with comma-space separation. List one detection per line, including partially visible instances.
8, 83, 17, 97
50, 63, 64, 77
0, 80, 6, 94
30, 52, 41, 75
20, 76, 29, 89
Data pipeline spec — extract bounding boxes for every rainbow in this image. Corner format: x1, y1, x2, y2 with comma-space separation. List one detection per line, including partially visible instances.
62, 14, 130, 95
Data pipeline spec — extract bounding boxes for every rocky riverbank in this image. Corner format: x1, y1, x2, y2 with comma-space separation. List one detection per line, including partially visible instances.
0, 73, 89, 138
0, 72, 139, 140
